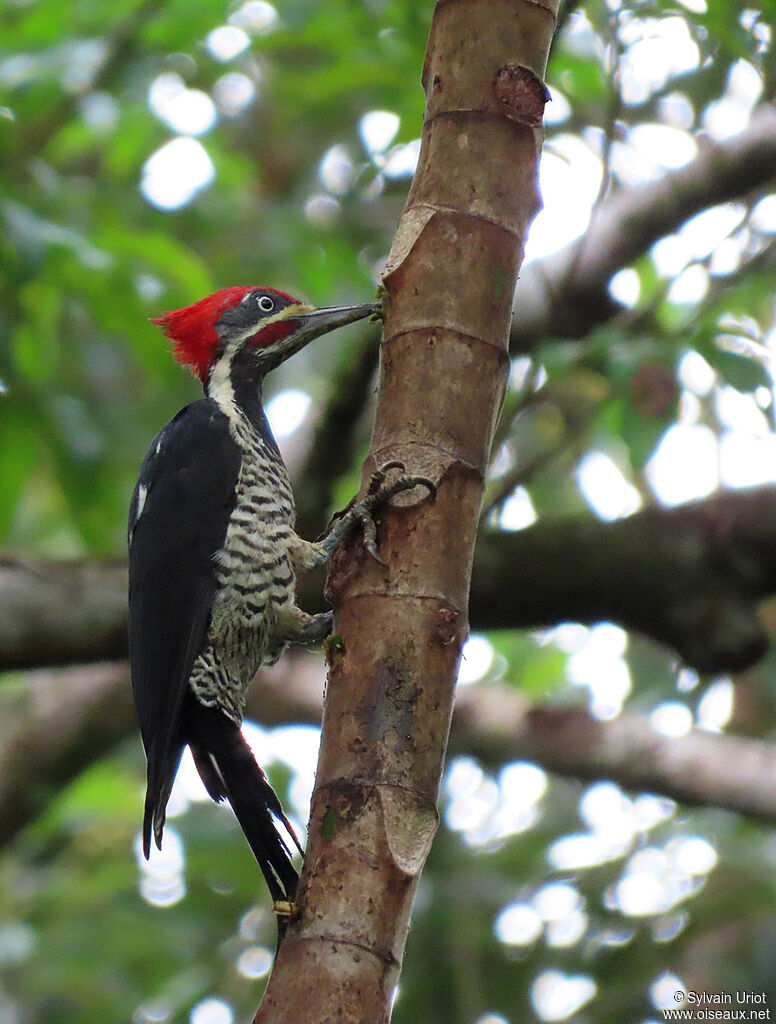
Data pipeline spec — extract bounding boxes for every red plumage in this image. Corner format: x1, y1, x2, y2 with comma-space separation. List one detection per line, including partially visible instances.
249, 319, 296, 347
151, 286, 299, 382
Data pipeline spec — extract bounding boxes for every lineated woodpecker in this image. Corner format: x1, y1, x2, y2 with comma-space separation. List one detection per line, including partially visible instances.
128, 286, 432, 932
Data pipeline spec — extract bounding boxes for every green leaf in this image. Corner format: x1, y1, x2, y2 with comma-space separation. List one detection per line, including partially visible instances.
702, 348, 770, 393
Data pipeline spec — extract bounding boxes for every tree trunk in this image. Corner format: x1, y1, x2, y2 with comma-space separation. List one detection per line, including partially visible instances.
254, 4, 561, 1019
259, 1, 558, 1018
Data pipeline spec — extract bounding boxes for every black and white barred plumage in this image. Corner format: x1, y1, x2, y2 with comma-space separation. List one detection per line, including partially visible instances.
129, 288, 376, 925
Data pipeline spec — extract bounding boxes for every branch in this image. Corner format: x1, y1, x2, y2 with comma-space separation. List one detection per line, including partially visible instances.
470, 486, 776, 674
6, 657, 776, 853
6, 486, 776, 675
0, 662, 134, 843
452, 683, 776, 822
512, 104, 776, 349
0, 554, 127, 669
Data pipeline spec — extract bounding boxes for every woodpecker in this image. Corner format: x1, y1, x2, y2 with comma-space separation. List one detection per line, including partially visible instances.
128, 286, 432, 933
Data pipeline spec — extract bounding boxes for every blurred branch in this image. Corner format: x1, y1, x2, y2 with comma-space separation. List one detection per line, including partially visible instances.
0, 554, 127, 669
5, 486, 776, 675
293, 330, 379, 540
6, 656, 776, 848
469, 486, 776, 674
0, 657, 323, 847
512, 104, 776, 350
0, 662, 135, 843
452, 682, 776, 822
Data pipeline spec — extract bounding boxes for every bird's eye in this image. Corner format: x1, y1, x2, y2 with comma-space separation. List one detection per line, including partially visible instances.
258, 295, 275, 313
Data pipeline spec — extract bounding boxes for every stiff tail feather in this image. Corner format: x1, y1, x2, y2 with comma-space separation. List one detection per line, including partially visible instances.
207, 731, 301, 906
185, 699, 301, 911
143, 742, 186, 859
144, 696, 301, 940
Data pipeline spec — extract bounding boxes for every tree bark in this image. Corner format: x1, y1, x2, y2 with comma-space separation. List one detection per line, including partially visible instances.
273, 106, 776, 526
254, 2, 558, 1021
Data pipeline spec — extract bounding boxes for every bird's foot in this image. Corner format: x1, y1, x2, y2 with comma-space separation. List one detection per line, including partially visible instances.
296, 609, 333, 642
350, 461, 436, 566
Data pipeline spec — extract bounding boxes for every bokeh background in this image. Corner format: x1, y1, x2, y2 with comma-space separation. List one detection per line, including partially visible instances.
3, 0, 776, 1022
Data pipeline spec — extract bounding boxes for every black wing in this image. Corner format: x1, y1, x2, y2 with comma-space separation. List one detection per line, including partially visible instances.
128, 398, 241, 855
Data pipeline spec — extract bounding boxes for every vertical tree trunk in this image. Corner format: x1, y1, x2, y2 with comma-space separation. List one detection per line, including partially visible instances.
255, 1, 559, 1020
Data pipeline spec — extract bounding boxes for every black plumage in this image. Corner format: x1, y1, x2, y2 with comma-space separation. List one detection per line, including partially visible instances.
128, 398, 299, 906
127, 288, 415, 936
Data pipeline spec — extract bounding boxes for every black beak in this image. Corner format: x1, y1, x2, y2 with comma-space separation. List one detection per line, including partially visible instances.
272, 302, 378, 366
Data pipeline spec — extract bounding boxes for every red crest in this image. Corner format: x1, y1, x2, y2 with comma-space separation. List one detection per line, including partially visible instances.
151, 286, 298, 382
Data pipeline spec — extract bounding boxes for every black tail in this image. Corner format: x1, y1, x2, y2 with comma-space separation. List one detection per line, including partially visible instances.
143, 741, 186, 859
187, 700, 301, 910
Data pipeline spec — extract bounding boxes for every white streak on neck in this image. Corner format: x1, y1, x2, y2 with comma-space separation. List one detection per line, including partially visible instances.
207, 339, 240, 425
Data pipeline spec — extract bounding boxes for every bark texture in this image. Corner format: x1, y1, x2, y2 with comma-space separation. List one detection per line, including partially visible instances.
254, 2, 559, 1021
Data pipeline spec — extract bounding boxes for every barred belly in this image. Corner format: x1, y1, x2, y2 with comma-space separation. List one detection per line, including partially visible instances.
189, 432, 297, 724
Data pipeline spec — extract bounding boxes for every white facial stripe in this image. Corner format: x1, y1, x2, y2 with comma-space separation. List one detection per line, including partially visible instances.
227, 302, 314, 346
208, 301, 316, 424
208, 339, 239, 421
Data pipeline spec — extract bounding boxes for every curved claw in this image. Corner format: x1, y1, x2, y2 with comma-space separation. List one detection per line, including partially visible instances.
400, 474, 436, 503
359, 507, 386, 566
359, 470, 436, 565
366, 474, 436, 509
367, 460, 405, 497
366, 461, 436, 503
327, 464, 436, 566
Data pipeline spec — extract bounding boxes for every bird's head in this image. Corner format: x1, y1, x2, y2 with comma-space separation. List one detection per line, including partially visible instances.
152, 286, 376, 386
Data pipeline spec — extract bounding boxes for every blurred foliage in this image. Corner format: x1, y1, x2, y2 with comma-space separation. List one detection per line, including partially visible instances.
3, 0, 776, 1022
